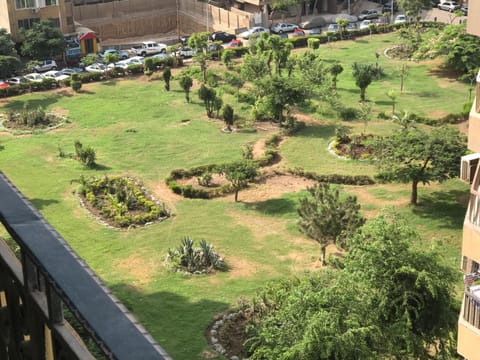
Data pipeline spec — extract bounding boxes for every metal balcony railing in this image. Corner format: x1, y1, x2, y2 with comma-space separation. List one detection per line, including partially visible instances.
463, 285, 480, 329
0, 171, 171, 360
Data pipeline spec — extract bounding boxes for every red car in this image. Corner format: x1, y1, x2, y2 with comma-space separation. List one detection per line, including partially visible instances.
291, 28, 306, 37
224, 39, 244, 49
0, 81, 9, 88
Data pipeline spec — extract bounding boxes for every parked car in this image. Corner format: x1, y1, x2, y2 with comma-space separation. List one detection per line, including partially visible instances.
43, 71, 70, 81
100, 48, 129, 60
438, 1, 460, 11
382, 0, 398, 13
460, 6, 468, 15
7, 76, 28, 86
308, 28, 322, 35
174, 47, 197, 58
128, 56, 145, 65
290, 28, 305, 37
151, 53, 170, 60
130, 41, 167, 56
224, 39, 244, 48
394, 14, 407, 23
33, 60, 57, 73
346, 22, 358, 31
107, 61, 131, 70
359, 19, 374, 29
209, 31, 236, 43
180, 35, 190, 45
238, 26, 270, 39
24, 73, 45, 83
271, 22, 299, 34
374, 17, 389, 26
0, 81, 10, 88
358, 9, 380, 20
60, 67, 84, 76
327, 24, 339, 32
299, 16, 327, 29
85, 63, 107, 73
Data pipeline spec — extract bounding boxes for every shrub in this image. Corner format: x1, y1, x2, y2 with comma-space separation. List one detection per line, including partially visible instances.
288, 167, 375, 185
339, 107, 358, 121
307, 38, 320, 49
77, 175, 170, 228
74, 140, 96, 168
165, 237, 226, 274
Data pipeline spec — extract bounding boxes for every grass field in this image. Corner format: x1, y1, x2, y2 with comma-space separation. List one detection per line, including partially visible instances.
0, 31, 470, 359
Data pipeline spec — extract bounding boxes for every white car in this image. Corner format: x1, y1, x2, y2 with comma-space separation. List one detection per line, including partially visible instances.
33, 59, 57, 73
271, 22, 299, 34
43, 71, 70, 81
359, 20, 373, 30
24, 73, 45, 83
85, 63, 107, 73
438, 1, 460, 11
238, 26, 270, 39
394, 14, 407, 23
128, 56, 145, 65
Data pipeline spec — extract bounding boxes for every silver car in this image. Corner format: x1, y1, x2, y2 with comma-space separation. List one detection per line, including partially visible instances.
238, 26, 270, 39
271, 23, 299, 34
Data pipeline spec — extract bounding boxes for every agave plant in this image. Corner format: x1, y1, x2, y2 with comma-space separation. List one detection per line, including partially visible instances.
167, 237, 225, 273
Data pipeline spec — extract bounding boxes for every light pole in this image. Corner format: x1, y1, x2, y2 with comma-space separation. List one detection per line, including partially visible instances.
348, 0, 350, 15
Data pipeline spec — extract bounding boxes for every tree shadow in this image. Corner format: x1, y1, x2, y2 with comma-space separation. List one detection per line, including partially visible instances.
92, 163, 111, 171
243, 198, 298, 216
100, 80, 119, 86
412, 189, 468, 229
374, 100, 393, 106
3, 94, 63, 110
108, 284, 229, 359
29, 198, 59, 210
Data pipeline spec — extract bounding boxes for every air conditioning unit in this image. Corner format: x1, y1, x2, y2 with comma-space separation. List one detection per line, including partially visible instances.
31, 7, 39, 13
461, 153, 480, 184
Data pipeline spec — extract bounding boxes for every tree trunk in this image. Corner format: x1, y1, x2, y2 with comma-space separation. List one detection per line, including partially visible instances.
360, 87, 366, 101
320, 244, 327, 266
234, 189, 239, 202
411, 179, 418, 205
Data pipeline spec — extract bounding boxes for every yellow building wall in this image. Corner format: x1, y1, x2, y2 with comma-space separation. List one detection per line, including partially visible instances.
462, 222, 480, 265
0, 0, 12, 34
468, 99, 480, 153
458, 317, 480, 359
467, 0, 480, 37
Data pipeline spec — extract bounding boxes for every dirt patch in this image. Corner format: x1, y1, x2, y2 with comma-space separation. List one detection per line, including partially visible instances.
227, 256, 259, 278
115, 253, 157, 286
148, 180, 183, 212
222, 173, 315, 203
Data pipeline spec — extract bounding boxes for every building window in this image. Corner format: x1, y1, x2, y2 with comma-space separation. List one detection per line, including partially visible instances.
16, 0, 35, 9
473, 260, 480, 273
66, 16, 73, 25
17, 18, 40, 30
49, 18, 60, 27
45, 0, 58, 5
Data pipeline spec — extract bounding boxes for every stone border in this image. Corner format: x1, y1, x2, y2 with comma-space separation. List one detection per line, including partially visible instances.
209, 311, 247, 360
0, 112, 67, 135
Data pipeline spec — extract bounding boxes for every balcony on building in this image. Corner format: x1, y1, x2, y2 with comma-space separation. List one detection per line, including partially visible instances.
458, 284, 480, 358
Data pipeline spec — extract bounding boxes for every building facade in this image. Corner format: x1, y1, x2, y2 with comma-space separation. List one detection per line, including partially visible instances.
0, 0, 75, 41
458, 1, 480, 358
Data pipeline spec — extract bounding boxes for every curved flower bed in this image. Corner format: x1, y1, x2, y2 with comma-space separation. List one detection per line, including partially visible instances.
77, 175, 170, 228
0, 108, 66, 134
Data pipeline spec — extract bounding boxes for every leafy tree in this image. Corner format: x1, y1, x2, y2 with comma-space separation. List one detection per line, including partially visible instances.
386, 89, 397, 113
329, 62, 343, 90
21, 20, 65, 60
358, 102, 371, 133
336, 18, 349, 40
254, 75, 306, 123
346, 214, 458, 359
187, 32, 209, 52
222, 160, 258, 202
374, 126, 466, 205
397, 0, 429, 17
198, 84, 217, 117
103, 52, 119, 66
352, 62, 376, 101
0, 28, 17, 57
221, 49, 234, 68
213, 96, 223, 118
296, 51, 331, 99
80, 54, 99, 66
246, 212, 458, 360
297, 182, 365, 265
266, 35, 293, 75
222, 104, 234, 131
179, 75, 193, 103
224, 71, 244, 102
240, 52, 270, 81
194, 52, 208, 83
392, 110, 416, 130
163, 67, 172, 91
0, 56, 19, 80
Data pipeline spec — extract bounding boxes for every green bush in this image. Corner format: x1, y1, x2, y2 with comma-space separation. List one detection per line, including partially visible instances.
307, 38, 320, 49
339, 107, 358, 121
288, 167, 375, 185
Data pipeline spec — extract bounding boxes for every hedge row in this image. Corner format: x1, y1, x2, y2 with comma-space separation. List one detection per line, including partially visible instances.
288, 167, 375, 185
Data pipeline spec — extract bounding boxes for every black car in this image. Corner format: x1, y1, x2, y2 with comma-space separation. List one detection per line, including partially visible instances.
209, 31, 236, 43
180, 35, 189, 46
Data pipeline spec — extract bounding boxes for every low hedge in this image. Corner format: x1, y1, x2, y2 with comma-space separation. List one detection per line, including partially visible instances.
288, 167, 375, 185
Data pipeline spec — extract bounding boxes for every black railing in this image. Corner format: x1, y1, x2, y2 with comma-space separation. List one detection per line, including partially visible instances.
0, 171, 171, 360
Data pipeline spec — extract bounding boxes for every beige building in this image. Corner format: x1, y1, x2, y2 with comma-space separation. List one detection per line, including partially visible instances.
0, 0, 75, 41
458, 1, 480, 358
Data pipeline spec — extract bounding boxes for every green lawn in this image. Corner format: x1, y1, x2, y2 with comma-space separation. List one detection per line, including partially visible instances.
0, 30, 470, 359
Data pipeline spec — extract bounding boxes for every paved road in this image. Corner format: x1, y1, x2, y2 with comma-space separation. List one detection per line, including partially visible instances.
420, 7, 467, 24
